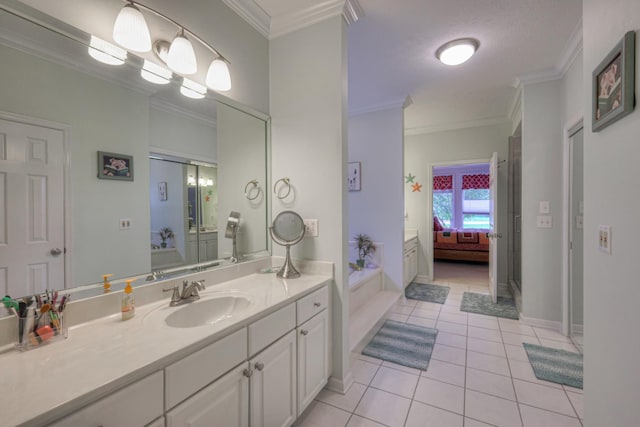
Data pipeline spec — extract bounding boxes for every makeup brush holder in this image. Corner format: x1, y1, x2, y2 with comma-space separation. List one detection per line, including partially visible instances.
15, 313, 68, 352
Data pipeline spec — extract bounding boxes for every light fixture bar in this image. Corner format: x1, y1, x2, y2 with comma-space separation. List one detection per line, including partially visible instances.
124, 0, 229, 64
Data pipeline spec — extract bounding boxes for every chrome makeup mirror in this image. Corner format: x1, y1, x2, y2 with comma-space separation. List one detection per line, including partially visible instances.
270, 211, 305, 279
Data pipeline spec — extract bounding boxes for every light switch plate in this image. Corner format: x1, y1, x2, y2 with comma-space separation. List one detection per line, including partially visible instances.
539, 201, 550, 214
303, 219, 319, 237
119, 218, 132, 230
536, 215, 552, 228
598, 225, 612, 254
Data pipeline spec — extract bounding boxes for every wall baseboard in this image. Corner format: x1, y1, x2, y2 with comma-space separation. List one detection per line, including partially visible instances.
326, 371, 354, 395
519, 315, 563, 334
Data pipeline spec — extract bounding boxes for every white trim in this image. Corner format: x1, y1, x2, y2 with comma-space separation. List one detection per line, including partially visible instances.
269, 0, 347, 39
557, 18, 583, 77
519, 315, 563, 334
508, 86, 523, 125
562, 116, 584, 337
349, 98, 408, 117
343, 0, 364, 25
326, 371, 354, 394
405, 117, 511, 136
0, 110, 73, 290
149, 146, 217, 166
220, 0, 271, 38
149, 97, 217, 128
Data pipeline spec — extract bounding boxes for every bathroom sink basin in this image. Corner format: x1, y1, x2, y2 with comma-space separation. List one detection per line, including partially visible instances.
164, 295, 251, 328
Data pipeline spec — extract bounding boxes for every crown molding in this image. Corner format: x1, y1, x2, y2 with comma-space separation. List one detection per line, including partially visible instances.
405, 116, 511, 136
223, 0, 362, 39
349, 97, 408, 116
514, 19, 583, 87
508, 85, 522, 124
149, 97, 217, 128
221, 0, 270, 38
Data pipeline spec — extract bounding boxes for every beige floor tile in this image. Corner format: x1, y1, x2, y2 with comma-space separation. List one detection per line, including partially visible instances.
466, 350, 510, 376
422, 359, 466, 387
404, 401, 463, 427
466, 368, 516, 401
354, 388, 411, 427
296, 400, 351, 427
431, 343, 467, 366
513, 379, 576, 416
519, 404, 582, 427
413, 377, 465, 414
316, 383, 367, 413
345, 415, 386, 427
370, 366, 419, 398
465, 390, 522, 427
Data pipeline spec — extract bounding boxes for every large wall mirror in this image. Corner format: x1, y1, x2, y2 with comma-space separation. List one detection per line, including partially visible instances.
0, 2, 270, 307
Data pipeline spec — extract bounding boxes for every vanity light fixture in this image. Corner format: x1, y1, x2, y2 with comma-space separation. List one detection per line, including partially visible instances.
140, 60, 172, 84
111, 0, 231, 91
88, 36, 127, 65
436, 38, 479, 66
112, 2, 151, 52
180, 78, 206, 99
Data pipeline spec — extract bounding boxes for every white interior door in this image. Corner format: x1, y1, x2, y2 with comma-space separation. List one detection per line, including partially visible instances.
489, 152, 498, 303
0, 118, 65, 297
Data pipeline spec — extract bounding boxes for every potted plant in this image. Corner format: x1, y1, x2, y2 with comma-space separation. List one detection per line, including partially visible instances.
159, 227, 174, 248
354, 233, 376, 269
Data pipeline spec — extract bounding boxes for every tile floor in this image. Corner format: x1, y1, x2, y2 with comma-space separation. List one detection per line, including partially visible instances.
295, 263, 583, 427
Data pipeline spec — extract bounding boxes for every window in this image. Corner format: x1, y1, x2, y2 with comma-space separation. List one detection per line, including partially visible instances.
433, 166, 491, 230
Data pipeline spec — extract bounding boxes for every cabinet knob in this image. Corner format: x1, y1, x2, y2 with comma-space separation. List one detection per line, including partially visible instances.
313, 302, 321, 307
254, 362, 264, 371
300, 329, 309, 336
242, 368, 253, 377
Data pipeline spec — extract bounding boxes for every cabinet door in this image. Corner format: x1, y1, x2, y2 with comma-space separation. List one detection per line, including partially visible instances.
403, 251, 411, 286
166, 363, 249, 427
250, 330, 296, 427
297, 310, 329, 416
410, 248, 418, 282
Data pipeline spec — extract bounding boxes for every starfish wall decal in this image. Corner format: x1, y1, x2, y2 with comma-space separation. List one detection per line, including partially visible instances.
405, 173, 415, 183
412, 182, 422, 192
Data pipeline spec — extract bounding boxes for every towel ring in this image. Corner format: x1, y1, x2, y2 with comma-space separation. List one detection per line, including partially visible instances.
273, 177, 291, 199
244, 179, 261, 201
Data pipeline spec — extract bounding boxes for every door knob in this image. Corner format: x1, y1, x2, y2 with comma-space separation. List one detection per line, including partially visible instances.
255, 362, 264, 371
300, 329, 309, 336
50, 248, 62, 256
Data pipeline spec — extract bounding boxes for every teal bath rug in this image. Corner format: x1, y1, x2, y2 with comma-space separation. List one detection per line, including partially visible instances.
460, 292, 519, 320
405, 282, 450, 304
523, 343, 583, 389
362, 320, 438, 370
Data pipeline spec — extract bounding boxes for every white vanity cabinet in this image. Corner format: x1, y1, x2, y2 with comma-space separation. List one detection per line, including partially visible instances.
296, 286, 330, 416
249, 329, 297, 427
49, 371, 164, 427
165, 363, 249, 427
403, 237, 418, 287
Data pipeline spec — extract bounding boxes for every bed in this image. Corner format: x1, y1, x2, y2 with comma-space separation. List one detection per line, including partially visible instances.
433, 229, 490, 263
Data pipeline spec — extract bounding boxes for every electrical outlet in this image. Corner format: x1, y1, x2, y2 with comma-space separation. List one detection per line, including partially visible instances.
303, 219, 319, 237
119, 218, 132, 230
598, 225, 611, 254
536, 215, 552, 228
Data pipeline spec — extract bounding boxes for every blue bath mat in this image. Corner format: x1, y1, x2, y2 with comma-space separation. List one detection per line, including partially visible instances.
460, 292, 519, 319
405, 282, 450, 304
523, 343, 583, 389
362, 320, 438, 370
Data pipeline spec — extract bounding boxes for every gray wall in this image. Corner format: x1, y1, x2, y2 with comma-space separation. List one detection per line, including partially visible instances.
404, 123, 511, 284
583, 0, 640, 424
349, 108, 405, 291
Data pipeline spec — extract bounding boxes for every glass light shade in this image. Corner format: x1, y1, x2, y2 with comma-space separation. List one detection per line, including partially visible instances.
436, 39, 478, 66
206, 178, 214, 186
141, 60, 172, 84
88, 36, 127, 65
167, 34, 197, 75
112, 3, 152, 52
205, 58, 231, 91
180, 78, 206, 99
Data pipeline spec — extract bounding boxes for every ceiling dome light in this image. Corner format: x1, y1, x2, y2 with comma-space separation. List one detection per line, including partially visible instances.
206, 58, 231, 91
112, 3, 152, 52
436, 38, 479, 66
88, 36, 127, 65
167, 30, 197, 75
180, 78, 207, 99
141, 60, 172, 84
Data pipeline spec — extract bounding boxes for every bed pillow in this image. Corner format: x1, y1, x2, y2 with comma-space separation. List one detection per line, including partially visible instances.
433, 216, 444, 231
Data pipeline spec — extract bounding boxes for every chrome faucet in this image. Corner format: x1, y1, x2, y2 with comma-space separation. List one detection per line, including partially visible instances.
163, 280, 206, 306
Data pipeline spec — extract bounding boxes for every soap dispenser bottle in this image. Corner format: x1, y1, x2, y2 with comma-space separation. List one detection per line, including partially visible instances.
102, 274, 113, 293
121, 279, 135, 321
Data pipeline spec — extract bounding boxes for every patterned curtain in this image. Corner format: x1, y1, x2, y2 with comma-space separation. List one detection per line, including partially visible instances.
462, 174, 489, 189
433, 175, 452, 190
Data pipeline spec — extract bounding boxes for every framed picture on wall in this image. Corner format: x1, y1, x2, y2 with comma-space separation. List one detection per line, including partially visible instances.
592, 31, 636, 132
158, 181, 167, 201
97, 151, 133, 181
348, 161, 361, 191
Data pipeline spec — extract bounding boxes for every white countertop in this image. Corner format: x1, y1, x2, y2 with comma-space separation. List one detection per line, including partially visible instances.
404, 230, 418, 242
0, 272, 331, 427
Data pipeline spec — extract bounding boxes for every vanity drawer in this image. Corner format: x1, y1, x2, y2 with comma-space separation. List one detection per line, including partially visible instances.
248, 302, 295, 357
165, 328, 247, 409
297, 285, 328, 325
50, 371, 163, 427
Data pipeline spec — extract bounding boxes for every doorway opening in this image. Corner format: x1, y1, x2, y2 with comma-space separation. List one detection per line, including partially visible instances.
431, 161, 491, 289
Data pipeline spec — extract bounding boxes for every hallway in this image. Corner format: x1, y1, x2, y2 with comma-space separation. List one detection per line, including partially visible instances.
297, 273, 583, 426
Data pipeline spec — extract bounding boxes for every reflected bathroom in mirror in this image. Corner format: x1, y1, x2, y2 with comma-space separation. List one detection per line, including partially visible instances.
0, 2, 270, 310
